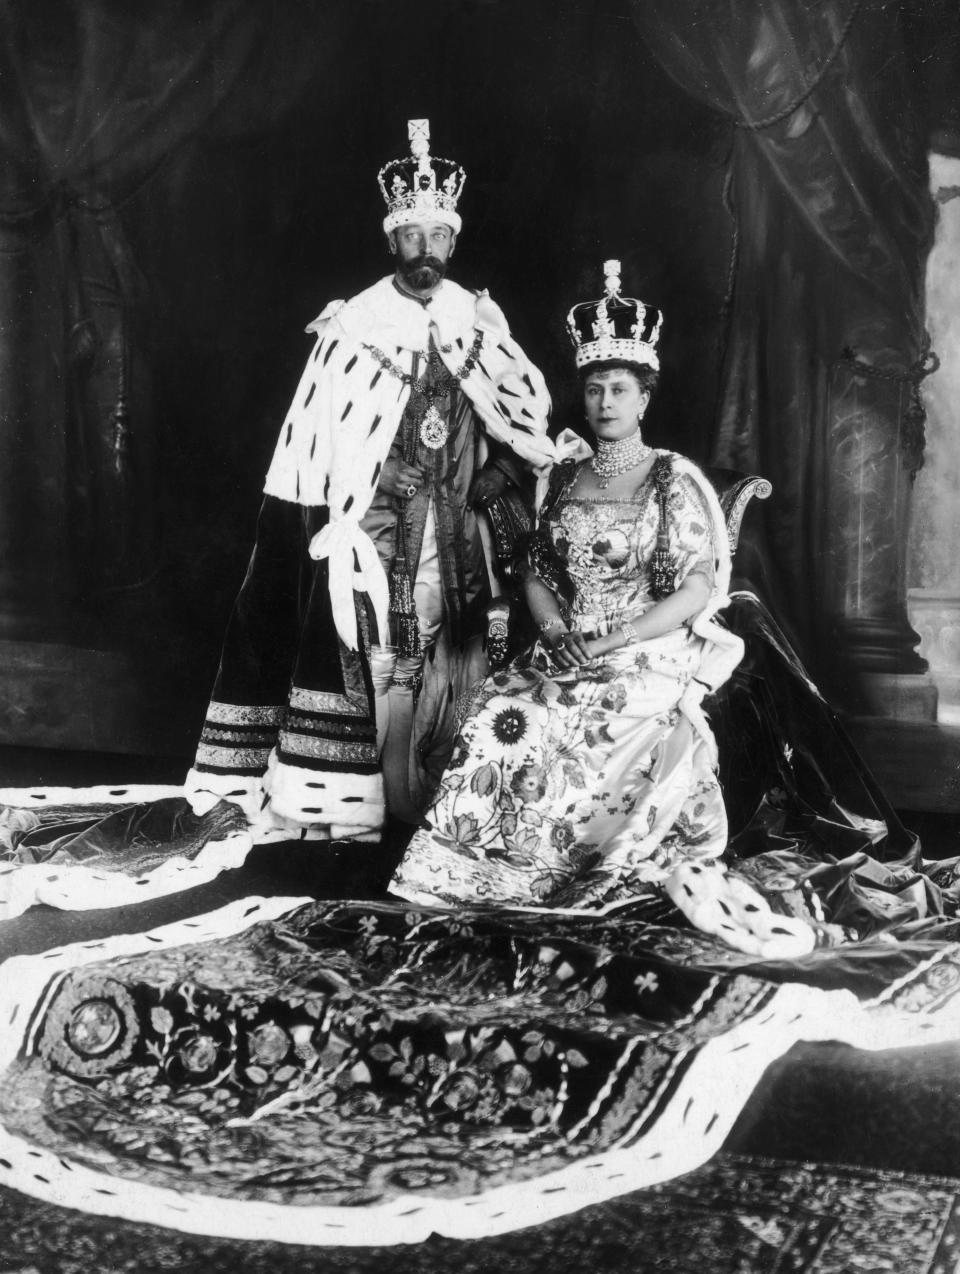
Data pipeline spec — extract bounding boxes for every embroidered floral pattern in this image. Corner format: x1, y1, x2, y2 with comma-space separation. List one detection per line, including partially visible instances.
393, 469, 726, 910
1, 901, 782, 1212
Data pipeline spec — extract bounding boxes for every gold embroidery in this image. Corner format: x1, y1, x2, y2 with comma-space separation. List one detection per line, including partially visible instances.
289, 687, 367, 716
206, 702, 284, 727
202, 727, 276, 745
285, 717, 375, 740
196, 743, 272, 769
279, 733, 378, 764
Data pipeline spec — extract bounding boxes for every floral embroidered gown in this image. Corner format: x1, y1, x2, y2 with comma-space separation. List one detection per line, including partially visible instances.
391, 452, 741, 910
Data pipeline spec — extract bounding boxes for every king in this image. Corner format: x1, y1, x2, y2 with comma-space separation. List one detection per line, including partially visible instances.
184, 119, 554, 854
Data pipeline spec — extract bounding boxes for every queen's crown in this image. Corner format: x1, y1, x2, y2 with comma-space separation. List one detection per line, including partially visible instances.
567, 260, 663, 371
378, 119, 466, 234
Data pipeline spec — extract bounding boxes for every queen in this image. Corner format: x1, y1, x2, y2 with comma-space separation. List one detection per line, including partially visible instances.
390, 261, 779, 936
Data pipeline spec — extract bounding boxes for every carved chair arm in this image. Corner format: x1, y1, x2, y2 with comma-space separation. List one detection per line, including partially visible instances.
718, 476, 772, 553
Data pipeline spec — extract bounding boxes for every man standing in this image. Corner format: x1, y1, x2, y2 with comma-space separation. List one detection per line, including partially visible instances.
185, 120, 553, 846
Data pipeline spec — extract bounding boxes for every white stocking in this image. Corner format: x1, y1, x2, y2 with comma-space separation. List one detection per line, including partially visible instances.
381, 655, 424, 824
369, 645, 398, 757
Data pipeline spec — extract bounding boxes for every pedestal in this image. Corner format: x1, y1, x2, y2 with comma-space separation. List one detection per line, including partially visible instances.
908, 590, 960, 719
824, 360, 928, 712
858, 671, 938, 721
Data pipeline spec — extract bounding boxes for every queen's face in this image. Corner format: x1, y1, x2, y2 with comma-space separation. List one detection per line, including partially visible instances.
583, 368, 650, 441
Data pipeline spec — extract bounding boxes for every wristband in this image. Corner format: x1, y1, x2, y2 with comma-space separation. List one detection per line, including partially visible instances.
538, 617, 565, 633
619, 619, 639, 645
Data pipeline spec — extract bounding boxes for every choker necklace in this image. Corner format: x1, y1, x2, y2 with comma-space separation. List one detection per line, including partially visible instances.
591, 430, 653, 488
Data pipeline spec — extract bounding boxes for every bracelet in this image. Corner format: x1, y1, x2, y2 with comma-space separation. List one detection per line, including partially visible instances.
619, 619, 639, 645
538, 617, 565, 633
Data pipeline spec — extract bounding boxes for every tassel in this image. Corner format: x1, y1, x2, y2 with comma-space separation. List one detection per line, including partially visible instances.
651, 530, 674, 600
651, 456, 675, 600
394, 612, 422, 661
388, 554, 422, 660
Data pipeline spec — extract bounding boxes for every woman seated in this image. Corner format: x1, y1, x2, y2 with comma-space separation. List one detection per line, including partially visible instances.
3, 267, 956, 1249
391, 262, 805, 953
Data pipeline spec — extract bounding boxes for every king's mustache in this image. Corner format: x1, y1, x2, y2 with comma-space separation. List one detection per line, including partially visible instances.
401, 253, 445, 274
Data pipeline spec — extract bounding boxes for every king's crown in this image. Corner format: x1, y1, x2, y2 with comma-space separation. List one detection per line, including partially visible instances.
567, 259, 663, 372
379, 119, 466, 235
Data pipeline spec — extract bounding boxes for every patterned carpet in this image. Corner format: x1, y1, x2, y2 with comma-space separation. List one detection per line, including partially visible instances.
1, 1153, 958, 1273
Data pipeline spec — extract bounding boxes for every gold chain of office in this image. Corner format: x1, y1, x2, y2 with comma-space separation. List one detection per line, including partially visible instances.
362, 329, 485, 449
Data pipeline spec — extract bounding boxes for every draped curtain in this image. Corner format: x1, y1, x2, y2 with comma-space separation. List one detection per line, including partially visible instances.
0, 0, 936, 702
632, 0, 935, 688
0, 1, 323, 636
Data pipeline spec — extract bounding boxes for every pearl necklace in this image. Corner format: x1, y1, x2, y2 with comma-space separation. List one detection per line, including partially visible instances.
591, 430, 653, 488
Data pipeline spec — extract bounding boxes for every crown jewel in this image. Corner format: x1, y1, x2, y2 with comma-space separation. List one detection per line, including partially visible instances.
567, 259, 663, 372
378, 119, 466, 235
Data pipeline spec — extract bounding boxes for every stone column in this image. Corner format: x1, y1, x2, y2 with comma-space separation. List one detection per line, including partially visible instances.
824, 361, 938, 719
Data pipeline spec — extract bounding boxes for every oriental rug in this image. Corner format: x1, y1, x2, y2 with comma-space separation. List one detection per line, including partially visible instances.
0, 1153, 958, 1272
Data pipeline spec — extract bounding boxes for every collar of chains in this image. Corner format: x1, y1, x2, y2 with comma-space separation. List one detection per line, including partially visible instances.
363, 328, 485, 398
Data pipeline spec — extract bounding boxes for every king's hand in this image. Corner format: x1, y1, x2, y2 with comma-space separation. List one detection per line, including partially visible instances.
468, 468, 508, 509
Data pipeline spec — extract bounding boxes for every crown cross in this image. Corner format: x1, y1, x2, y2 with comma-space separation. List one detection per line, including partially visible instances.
593, 307, 616, 340
603, 259, 622, 296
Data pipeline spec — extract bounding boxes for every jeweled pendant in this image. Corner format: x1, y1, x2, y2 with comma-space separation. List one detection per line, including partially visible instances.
419, 404, 449, 450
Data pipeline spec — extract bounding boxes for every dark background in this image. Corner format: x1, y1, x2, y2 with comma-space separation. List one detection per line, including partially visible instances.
137, 0, 733, 657
1, 0, 958, 762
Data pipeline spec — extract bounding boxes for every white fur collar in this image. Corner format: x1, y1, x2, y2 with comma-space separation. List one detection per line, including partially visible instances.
306, 276, 499, 354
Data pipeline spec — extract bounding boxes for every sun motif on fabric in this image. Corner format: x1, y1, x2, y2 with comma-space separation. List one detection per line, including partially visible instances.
492, 707, 528, 746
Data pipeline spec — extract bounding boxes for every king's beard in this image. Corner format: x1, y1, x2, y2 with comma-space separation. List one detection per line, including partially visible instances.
398, 254, 447, 291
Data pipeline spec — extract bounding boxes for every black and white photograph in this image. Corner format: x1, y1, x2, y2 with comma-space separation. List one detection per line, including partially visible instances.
0, 1, 959, 1270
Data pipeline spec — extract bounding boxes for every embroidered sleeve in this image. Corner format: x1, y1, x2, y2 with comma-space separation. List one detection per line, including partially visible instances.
523, 526, 568, 592
669, 473, 718, 590
513, 459, 578, 587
